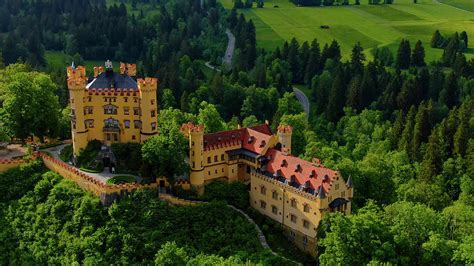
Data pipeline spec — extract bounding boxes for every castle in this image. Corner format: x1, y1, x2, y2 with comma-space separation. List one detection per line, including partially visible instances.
181, 123, 353, 256
67, 61, 158, 155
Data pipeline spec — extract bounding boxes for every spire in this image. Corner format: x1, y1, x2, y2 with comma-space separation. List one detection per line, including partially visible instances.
317, 186, 326, 199
71, 61, 76, 70
346, 175, 353, 188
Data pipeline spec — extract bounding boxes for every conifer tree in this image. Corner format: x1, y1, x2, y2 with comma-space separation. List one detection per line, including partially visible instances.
315, 71, 332, 114
396, 39, 411, 69
411, 101, 432, 159
460, 31, 468, 47
326, 67, 346, 122
397, 79, 415, 113
299, 41, 310, 83
431, 30, 443, 48
304, 39, 321, 84
419, 128, 443, 182
411, 40, 426, 67
453, 103, 470, 156
391, 110, 405, 149
398, 105, 416, 158
359, 66, 376, 109
350, 42, 365, 75
439, 72, 458, 108
442, 33, 460, 66
346, 75, 362, 111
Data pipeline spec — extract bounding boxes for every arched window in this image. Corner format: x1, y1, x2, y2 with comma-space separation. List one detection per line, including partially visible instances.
103, 104, 118, 115
260, 185, 266, 195
104, 118, 119, 128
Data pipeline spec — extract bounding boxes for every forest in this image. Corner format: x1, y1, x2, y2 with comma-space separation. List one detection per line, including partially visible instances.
0, 0, 473, 264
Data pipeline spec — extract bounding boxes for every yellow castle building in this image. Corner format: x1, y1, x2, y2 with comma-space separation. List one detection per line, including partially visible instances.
180, 123, 353, 257
67, 61, 158, 155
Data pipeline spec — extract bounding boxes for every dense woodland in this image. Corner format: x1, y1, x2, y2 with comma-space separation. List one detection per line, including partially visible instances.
0, 0, 473, 264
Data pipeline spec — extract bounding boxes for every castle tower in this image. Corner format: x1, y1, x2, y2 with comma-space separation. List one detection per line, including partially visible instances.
277, 124, 293, 155
180, 123, 205, 193
138, 77, 158, 142
67, 64, 88, 155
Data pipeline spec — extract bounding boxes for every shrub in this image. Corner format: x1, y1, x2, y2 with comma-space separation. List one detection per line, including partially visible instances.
111, 142, 142, 174
106, 175, 136, 184
201, 181, 249, 209
76, 140, 102, 170
59, 145, 72, 162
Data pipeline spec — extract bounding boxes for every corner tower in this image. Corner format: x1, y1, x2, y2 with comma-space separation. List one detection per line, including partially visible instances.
67, 65, 88, 155
180, 123, 205, 193
138, 77, 158, 142
277, 124, 292, 154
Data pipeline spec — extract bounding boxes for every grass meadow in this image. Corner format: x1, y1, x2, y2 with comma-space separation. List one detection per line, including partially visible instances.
221, 0, 474, 61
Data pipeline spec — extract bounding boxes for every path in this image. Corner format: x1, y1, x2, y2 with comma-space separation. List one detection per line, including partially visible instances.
293, 87, 310, 117
43, 144, 139, 184
223, 29, 236, 67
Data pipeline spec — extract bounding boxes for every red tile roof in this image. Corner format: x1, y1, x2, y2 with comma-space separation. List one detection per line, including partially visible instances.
265, 149, 337, 194
203, 124, 272, 154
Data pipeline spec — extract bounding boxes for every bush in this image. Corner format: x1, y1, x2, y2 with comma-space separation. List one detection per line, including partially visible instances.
111, 143, 142, 174
59, 145, 72, 162
201, 181, 249, 209
76, 140, 102, 171
106, 175, 136, 184
0, 159, 46, 202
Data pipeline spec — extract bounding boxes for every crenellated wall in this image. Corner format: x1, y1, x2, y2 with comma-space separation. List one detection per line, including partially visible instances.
0, 158, 26, 172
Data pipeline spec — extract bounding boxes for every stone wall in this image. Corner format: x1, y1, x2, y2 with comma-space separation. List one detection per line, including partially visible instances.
0, 159, 26, 172
38, 152, 160, 205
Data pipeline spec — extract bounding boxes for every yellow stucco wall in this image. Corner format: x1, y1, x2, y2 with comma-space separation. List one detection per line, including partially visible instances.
67, 65, 158, 155
0, 159, 25, 172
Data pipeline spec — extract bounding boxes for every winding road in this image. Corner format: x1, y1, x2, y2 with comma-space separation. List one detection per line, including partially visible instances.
293, 87, 310, 117
223, 29, 236, 67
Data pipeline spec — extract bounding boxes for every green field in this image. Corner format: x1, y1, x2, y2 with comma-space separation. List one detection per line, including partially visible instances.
45, 51, 120, 74
221, 0, 474, 61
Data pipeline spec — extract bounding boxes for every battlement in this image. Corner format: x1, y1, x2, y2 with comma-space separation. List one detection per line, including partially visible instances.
137, 77, 158, 92
67, 65, 86, 80
93, 66, 104, 78
277, 124, 293, 134
181, 122, 205, 136
120, 62, 137, 76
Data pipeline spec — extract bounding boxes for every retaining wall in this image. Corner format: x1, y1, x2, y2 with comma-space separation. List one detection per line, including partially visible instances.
0, 158, 26, 172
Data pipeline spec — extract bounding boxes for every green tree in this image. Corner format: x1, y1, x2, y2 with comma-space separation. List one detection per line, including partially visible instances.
350, 42, 365, 75
431, 30, 443, 48
280, 113, 308, 155
326, 68, 346, 122
161, 88, 176, 109
154, 242, 188, 265
419, 128, 443, 182
396, 39, 411, 69
411, 40, 426, 67
242, 115, 260, 127
439, 72, 458, 108
2, 70, 61, 141
197, 101, 226, 133
398, 106, 416, 156
271, 92, 303, 129
141, 128, 189, 182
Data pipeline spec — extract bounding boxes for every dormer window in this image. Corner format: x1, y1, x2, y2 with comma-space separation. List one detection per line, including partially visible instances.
218, 137, 222, 141
310, 170, 316, 178
259, 140, 266, 148
295, 164, 302, 172
281, 159, 287, 167
323, 174, 329, 182
248, 136, 255, 144
290, 175, 296, 183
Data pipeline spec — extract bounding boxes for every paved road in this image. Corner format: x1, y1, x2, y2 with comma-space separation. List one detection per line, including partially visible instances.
223, 29, 235, 67
293, 87, 310, 117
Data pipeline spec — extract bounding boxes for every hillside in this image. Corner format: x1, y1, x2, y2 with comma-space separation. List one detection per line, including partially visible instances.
221, 0, 474, 61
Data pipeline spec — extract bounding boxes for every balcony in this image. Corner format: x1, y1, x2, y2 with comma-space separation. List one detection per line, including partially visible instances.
103, 127, 120, 133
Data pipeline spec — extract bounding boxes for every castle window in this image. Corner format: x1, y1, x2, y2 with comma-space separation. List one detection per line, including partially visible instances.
272, 205, 278, 214
124, 107, 130, 115
221, 154, 225, 161
303, 236, 308, 245
87, 106, 93, 114
335, 184, 339, 190
291, 198, 297, 208
290, 214, 297, 223
214, 155, 218, 162
192, 151, 195, 156
104, 118, 119, 128
260, 186, 266, 195
124, 97, 128, 102
70, 98, 74, 104
192, 162, 195, 168
151, 99, 155, 105
207, 157, 211, 163
84, 120, 94, 128
113, 134, 118, 141
106, 133, 111, 141
215, 169, 217, 174
133, 107, 140, 116
304, 204, 310, 213
151, 122, 156, 131
72, 121, 76, 129
124, 120, 130, 128
151, 110, 156, 117
134, 120, 141, 129
272, 191, 278, 200
134, 97, 138, 103
192, 141, 195, 147
132, 135, 136, 140
260, 200, 266, 209
104, 105, 118, 115
88, 97, 91, 102
303, 220, 310, 229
